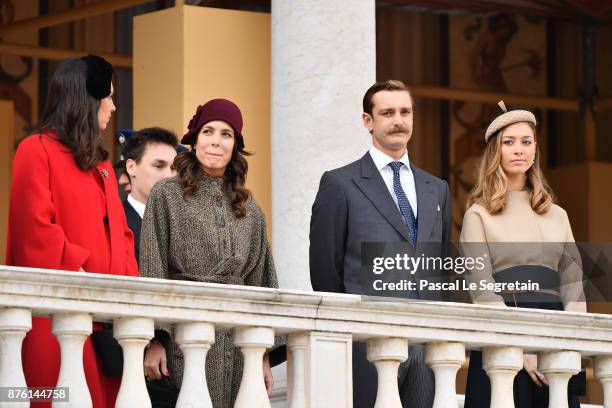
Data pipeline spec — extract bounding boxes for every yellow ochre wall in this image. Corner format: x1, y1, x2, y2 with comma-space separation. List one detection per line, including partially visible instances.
0, 101, 15, 264
133, 5, 272, 237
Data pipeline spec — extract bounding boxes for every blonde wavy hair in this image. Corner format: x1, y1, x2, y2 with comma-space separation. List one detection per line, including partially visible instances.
466, 122, 555, 215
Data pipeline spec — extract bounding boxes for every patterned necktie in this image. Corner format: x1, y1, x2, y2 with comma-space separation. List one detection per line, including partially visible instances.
389, 161, 417, 245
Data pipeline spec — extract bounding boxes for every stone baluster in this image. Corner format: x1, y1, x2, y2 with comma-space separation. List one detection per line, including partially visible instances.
175, 322, 215, 408
425, 342, 466, 408
539, 351, 581, 408
595, 355, 612, 408
0, 308, 31, 408
367, 337, 408, 408
52, 313, 93, 408
483, 346, 523, 408
114, 317, 154, 408
287, 331, 352, 408
233, 327, 275, 408
287, 333, 308, 408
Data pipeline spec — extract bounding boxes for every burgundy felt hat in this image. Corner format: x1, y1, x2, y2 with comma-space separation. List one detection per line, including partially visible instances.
181, 99, 245, 148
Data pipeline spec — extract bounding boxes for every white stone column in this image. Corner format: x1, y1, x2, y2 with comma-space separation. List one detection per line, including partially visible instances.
595, 355, 612, 408
538, 351, 581, 408
287, 333, 308, 408
234, 327, 275, 408
367, 338, 408, 408
271, 0, 376, 290
425, 342, 466, 408
175, 322, 216, 408
52, 313, 93, 408
308, 332, 353, 408
285, 331, 352, 408
482, 346, 523, 408
0, 308, 31, 408
114, 317, 154, 408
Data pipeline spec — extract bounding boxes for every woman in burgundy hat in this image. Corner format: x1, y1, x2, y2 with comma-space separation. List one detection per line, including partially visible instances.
139, 99, 280, 407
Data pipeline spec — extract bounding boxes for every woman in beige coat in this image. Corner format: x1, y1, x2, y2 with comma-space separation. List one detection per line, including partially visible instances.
461, 102, 586, 408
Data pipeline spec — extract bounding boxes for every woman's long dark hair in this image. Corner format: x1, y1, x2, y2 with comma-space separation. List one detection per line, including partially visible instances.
38, 57, 107, 170
174, 139, 252, 218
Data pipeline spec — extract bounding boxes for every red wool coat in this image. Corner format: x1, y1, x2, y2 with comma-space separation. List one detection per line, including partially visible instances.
6, 131, 139, 408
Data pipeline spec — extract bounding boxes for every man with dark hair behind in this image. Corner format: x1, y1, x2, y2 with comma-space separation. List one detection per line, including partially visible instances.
121, 127, 179, 262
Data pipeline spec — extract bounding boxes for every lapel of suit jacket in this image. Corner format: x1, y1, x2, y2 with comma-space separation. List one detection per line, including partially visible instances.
412, 163, 437, 243
123, 200, 142, 245
353, 153, 412, 242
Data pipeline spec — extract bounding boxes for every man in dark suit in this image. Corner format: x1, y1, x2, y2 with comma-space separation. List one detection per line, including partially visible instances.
120, 127, 180, 262
309, 80, 451, 408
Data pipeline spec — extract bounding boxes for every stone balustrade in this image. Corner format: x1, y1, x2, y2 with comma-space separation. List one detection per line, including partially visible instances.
0, 265, 611, 407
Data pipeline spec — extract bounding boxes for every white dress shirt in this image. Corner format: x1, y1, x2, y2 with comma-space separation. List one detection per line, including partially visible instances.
127, 194, 146, 219
368, 145, 418, 219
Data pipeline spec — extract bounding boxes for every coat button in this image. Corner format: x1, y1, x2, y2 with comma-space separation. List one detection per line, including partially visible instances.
216, 196, 223, 208
218, 218, 226, 227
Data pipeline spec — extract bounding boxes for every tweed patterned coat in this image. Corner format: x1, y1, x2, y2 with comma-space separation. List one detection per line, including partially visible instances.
139, 174, 279, 407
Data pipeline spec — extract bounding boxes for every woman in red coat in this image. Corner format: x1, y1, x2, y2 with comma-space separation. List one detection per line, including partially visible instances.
6, 55, 138, 407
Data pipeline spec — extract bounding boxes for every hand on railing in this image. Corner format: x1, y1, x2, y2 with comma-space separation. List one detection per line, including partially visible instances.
263, 353, 274, 397
144, 340, 169, 380
524, 354, 548, 387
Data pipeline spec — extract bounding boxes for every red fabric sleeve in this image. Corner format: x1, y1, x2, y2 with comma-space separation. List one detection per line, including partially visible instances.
7, 136, 89, 270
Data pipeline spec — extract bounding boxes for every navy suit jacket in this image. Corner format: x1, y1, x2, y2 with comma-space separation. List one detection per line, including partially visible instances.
309, 152, 451, 297
122, 200, 142, 264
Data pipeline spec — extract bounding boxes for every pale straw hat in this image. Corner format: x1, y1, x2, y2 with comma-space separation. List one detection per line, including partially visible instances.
485, 101, 537, 142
